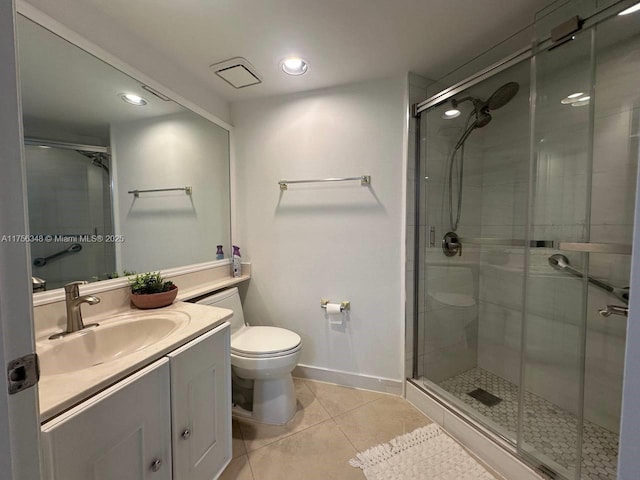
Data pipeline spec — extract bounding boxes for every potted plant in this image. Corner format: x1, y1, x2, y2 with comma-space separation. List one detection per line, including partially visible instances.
129, 272, 178, 309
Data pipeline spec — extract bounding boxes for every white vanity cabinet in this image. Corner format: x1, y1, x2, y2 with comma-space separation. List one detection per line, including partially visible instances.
40, 359, 173, 480
169, 323, 231, 480
40, 322, 231, 480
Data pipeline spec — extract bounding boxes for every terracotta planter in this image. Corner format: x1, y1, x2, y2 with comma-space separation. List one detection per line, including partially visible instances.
130, 285, 178, 309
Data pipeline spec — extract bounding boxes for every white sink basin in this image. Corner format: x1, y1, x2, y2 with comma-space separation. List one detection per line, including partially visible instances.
38, 311, 190, 376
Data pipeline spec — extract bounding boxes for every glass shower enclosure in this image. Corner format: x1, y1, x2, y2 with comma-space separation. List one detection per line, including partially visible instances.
409, 1, 638, 478
25, 142, 116, 290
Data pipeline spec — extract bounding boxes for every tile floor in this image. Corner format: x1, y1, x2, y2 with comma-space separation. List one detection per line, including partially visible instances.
436, 367, 618, 480
220, 377, 498, 480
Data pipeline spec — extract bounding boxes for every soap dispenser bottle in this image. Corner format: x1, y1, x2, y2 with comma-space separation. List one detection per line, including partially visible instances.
232, 245, 242, 277
216, 245, 224, 260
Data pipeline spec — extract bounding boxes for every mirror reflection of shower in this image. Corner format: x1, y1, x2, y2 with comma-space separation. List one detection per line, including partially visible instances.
445, 82, 520, 232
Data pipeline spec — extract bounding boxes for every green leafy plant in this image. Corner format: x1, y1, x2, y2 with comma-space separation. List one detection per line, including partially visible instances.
129, 272, 175, 295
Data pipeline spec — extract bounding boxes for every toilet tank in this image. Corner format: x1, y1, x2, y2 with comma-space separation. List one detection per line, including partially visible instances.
195, 287, 246, 333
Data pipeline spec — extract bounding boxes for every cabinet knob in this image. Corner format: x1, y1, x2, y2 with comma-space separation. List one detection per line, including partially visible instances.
181, 428, 192, 440
150, 458, 162, 472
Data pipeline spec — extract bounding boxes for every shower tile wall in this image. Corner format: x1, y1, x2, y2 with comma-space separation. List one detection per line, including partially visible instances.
475, 66, 530, 390
25, 146, 115, 289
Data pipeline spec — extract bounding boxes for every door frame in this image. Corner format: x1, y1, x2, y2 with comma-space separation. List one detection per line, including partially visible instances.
0, 0, 43, 478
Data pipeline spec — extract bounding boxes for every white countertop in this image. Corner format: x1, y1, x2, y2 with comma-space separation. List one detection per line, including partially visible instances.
38, 301, 232, 423
176, 274, 250, 301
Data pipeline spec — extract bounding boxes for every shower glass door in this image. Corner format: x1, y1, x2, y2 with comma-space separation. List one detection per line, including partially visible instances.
520, 18, 594, 480
418, 58, 532, 444
415, 2, 638, 478
521, 5, 637, 478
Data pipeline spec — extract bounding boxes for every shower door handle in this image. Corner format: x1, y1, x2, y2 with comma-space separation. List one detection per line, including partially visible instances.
598, 305, 628, 318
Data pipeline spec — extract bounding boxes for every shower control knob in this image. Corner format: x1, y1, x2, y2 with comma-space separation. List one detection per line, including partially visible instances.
442, 232, 462, 257
150, 458, 162, 472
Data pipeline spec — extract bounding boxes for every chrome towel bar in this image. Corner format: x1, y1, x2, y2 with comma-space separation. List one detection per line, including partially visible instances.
278, 176, 371, 190
128, 186, 192, 197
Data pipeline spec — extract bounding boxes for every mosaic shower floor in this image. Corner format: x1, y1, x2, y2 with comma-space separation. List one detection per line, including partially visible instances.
430, 368, 618, 480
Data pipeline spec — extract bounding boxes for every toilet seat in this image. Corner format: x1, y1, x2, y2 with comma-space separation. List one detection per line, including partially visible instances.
231, 326, 301, 358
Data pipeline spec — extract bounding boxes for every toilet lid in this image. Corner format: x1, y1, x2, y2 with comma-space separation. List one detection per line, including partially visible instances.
231, 326, 301, 356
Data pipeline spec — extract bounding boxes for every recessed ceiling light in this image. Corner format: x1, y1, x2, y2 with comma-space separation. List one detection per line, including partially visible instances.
442, 109, 461, 119
561, 92, 587, 104
120, 93, 148, 106
571, 96, 591, 107
619, 2, 640, 15
281, 57, 308, 76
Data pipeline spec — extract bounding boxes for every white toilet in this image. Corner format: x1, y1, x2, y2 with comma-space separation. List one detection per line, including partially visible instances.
196, 287, 302, 425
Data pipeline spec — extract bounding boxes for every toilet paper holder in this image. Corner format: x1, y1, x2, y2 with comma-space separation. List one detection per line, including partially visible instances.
320, 299, 350, 312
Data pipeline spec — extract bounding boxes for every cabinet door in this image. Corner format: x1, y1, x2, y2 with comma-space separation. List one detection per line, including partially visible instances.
41, 359, 172, 480
168, 322, 231, 480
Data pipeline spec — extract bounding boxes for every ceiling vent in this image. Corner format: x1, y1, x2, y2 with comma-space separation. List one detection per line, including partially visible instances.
210, 57, 262, 89
142, 85, 171, 101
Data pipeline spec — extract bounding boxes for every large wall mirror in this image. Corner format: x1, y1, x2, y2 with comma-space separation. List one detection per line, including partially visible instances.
17, 15, 232, 294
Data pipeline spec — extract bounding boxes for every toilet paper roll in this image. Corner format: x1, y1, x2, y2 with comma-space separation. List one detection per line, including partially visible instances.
325, 303, 342, 315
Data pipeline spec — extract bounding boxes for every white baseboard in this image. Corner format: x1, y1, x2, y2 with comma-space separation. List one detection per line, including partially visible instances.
293, 364, 403, 395
406, 381, 544, 480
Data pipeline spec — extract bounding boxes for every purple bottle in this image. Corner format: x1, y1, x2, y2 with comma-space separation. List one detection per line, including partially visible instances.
216, 245, 224, 260
232, 246, 242, 277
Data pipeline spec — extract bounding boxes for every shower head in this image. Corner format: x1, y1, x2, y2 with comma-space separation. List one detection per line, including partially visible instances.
451, 82, 519, 115
486, 82, 519, 110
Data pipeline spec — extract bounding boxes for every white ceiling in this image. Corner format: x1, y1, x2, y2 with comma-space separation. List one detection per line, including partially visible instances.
44, 0, 554, 102
18, 16, 185, 143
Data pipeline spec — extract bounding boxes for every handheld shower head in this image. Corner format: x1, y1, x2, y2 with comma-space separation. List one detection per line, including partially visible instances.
475, 111, 492, 128
454, 114, 491, 149
446, 80, 520, 235
450, 95, 492, 129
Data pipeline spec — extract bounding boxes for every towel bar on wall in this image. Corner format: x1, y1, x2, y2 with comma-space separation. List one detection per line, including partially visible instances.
128, 186, 193, 197
278, 175, 371, 190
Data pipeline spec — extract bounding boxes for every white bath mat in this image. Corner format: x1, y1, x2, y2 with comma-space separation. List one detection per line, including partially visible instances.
349, 423, 495, 480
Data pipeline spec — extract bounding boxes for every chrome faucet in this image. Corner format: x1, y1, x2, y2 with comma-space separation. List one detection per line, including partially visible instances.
49, 281, 100, 339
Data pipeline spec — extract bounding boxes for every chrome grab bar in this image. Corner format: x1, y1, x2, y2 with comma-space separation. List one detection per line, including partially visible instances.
599, 305, 628, 318
33, 243, 82, 267
548, 254, 629, 304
